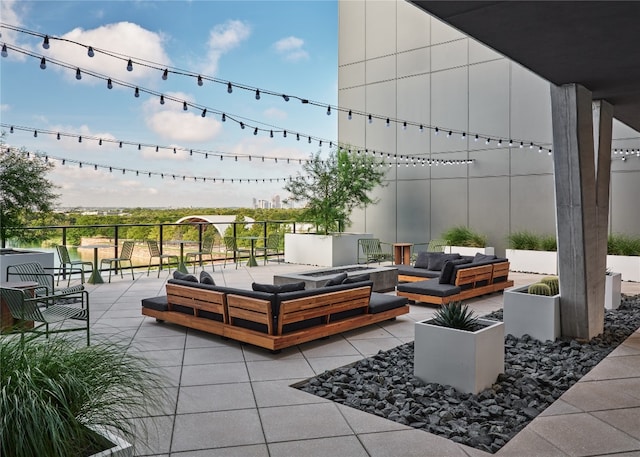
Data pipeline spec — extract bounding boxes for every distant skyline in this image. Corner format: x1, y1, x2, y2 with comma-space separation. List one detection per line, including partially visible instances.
1, 0, 338, 207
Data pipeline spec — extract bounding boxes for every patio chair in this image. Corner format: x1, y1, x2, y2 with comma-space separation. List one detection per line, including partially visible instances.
6, 262, 87, 302
55, 245, 93, 286
100, 241, 136, 282
185, 237, 215, 273
223, 236, 250, 269
411, 238, 447, 264
254, 233, 282, 265
358, 238, 393, 264
146, 240, 179, 278
0, 286, 90, 345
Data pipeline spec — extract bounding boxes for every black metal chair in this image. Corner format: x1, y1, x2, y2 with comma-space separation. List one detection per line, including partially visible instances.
100, 241, 136, 282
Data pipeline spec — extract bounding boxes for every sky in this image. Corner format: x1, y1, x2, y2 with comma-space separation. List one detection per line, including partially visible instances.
0, 0, 338, 208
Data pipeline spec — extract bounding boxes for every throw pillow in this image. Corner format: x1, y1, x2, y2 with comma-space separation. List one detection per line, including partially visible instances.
173, 270, 198, 282
342, 273, 370, 284
252, 282, 305, 293
414, 252, 430, 269
428, 253, 461, 271
439, 258, 472, 284
324, 272, 348, 287
279, 281, 306, 292
199, 270, 215, 285
473, 253, 497, 263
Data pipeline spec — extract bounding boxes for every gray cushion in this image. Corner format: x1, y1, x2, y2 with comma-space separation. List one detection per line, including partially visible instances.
252, 282, 305, 293
342, 273, 370, 284
396, 265, 440, 279
414, 252, 430, 269
428, 252, 461, 271
473, 253, 497, 263
439, 258, 473, 284
397, 279, 461, 297
199, 270, 215, 285
141, 296, 169, 311
173, 271, 198, 282
368, 293, 409, 314
324, 273, 348, 287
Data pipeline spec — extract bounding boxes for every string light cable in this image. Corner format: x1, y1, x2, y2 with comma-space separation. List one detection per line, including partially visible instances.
0, 23, 555, 155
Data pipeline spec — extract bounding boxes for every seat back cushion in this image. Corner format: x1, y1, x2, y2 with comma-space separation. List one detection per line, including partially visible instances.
252, 282, 306, 293
473, 253, 497, 263
173, 271, 198, 282
324, 272, 348, 286
428, 252, 461, 271
199, 270, 215, 285
342, 273, 370, 284
439, 258, 473, 284
414, 252, 430, 269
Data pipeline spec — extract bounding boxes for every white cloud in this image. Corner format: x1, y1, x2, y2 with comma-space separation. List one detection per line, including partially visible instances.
263, 107, 288, 121
201, 20, 251, 75
0, 104, 10, 112
46, 22, 171, 85
230, 136, 309, 164
143, 91, 222, 143
0, 0, 30, 61
273, 36, 309, 62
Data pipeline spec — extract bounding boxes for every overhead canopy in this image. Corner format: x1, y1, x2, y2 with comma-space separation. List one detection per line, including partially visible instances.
409, 1, 640, 132
176, 215, 255, 237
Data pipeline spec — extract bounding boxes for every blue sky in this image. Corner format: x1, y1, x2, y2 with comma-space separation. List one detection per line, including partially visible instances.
0, 0, 338, 208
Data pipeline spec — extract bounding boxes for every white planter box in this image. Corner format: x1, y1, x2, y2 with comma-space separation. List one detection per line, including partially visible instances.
503, 285, 561, 342
445, 246, 495, 256
414, 318, 504, 395
88, 426, 133, 457
607, 255, 640, 282
505, 249, 558, 275
1, 249, 55, 280
605, 272, 622, 310
284, 232, 373, 267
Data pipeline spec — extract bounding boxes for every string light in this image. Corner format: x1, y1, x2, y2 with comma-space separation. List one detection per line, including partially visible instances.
42, 35, 50, 49
107, 78, 113, 89
1, 44, 8, 57
162, 68, 168, 80
255, 89, 261, 100
87, 46, 94, 57
227, 82, 232, 93
39, 57, 46, 69
75, 68, 81, 80
126, 59, 133, 71
197, 75, 203, 86
348, 110, 352, 120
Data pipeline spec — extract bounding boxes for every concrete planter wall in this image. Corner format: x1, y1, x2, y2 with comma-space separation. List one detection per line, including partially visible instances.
505, 249, 558, 275
89, 426, 133, 457
503, 285, 561, 342
284, 233, 373, 267
605, 272, 622, 310
1, 249, 54, 280
606, 255, 640, 282
445, 246, 495, 256
414, 318, 504, 395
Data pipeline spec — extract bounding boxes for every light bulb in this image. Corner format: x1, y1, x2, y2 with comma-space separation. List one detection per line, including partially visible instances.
447, 131, 452, 138
201, 109, 206, 118
75, 68, 82, 80
255, 89, 260, 100
126, 59, 133, 71
99, 139, 102, 145
283, 130, 287, 138
197, 75, 203, 86
1, 44, 8, 57
326, 106, 331, 115
419, 125, 424, 133
486, 138, 491, 144
87, 46, 94, 57
282, 94, 289, 101
348, 110, 352, 120
368, 114, 372, 124
270, 130, 273, 138
509, 139, 513, 146
227, 82, 232, 93
134, 87, 140, 97
403, 122, 407, 130
474, 134, 479, 142
40, 57, 46, 69
221, 113, 226, 122
56, 133, 60, 140
254, 127, 258, 135
162, 69, 168, 80
119, 142, 122, 148
78, 136, 82, 143
386, 118, 390, 127
461, 132, 466, 139
160, 95, 165, 105
434, 127, 439, 135
308, 136, 311, 144
183, 101, 187, 111
107, 78, 113, 89
240, 122, 245, 129
520, 141, 524, 148
296, 133, 300, 141
43, 35, 50, 49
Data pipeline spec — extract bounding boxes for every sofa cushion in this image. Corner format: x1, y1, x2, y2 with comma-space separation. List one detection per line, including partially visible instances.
141, 296, 169, 311
199, 270, 215, 285
324, 272, 348, 286
396, 265, 440, 279
368, 293, 409, 314
428, 253, 461, 271
342, 273, 370, 284
414, 252, 430, 269
252, 282, 306, 293
473, 253, 497, 263
173, 270, 198, 282
397, 279, 461, 297
439, 258, 473, 284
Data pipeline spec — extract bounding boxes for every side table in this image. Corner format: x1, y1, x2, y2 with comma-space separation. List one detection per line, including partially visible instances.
393, 243, 413, 265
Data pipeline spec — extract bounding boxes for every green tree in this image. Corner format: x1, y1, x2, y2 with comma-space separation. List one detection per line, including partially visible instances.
0, 144, 59, 247
284, 148, 386, 234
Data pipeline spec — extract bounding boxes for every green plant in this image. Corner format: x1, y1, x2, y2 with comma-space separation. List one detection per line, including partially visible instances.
441, 226, 487, 248
0, 336, 167, 457
431, 301, 479, 331
507, 231, 539, 250
284, 148, 386, 235
540, 276, 559, 295
528, 282, 552, 296
608, 233, 640, 256
539, 235, 557, 252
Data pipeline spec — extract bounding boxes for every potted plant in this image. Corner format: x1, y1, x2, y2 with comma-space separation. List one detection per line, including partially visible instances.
605, 268, 622, 310
441, 226, 494, 256
505, 230, 558, 274
0, 335, 167, 457
283, 148, 386, 266
413, 301, 504, 395
503, 276, 561, 342
606, 233, 640, 282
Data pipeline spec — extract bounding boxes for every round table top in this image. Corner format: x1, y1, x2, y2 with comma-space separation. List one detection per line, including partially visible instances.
0, 280, 39, 288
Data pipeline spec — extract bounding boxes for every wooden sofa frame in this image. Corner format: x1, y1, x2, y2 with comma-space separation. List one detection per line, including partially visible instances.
142, 282, 409, 351
396, 261, 514, 305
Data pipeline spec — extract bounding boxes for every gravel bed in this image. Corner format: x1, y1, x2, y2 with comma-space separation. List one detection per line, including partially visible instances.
295, 295, 640, 453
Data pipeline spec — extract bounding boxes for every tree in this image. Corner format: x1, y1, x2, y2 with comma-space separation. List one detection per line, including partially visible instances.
0, 143, 59, 247
284, 148, 386, 235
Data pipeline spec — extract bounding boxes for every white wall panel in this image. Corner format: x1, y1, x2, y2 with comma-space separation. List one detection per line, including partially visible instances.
510, 63, 553, 145
339, 62, 365, 89
397, 0, 430, 51
338, 86, 366, 147
365, 80, 397, 153
430, 16, 465, 44
431, 178, 469, 237
469, 60, 510, 144
338, 0, 365, 65
397, 48, 430, 78
431, 39, 468, 72
366, 55, 396, 84
431, 68, 468, 153
365, 1, 397, 59
397, 179, 431, 243
469, 177, 510, 253
469, 38, 503, 65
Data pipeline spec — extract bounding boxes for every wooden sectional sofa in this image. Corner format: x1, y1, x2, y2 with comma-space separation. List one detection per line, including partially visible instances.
141, 278, 409, 351
396, 252, 514, 305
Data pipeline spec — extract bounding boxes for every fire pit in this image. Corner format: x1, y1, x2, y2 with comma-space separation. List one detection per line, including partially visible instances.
273, 264, 398, 292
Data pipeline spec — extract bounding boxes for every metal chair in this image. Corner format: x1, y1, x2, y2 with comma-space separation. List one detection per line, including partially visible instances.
357, 238, 393, 264
100, 241, 136, 282
185, 238, 215, 273
411, 238, 447, 264
223, 236, 249, 269
0, 286, 90, 345
6, 262, 86, 300
55, 245, 93, 286
146, 240, 179, 277
254, 233, 282, 265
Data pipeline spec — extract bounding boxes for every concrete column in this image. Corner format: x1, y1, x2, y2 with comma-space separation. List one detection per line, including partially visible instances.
550, 84, 611, 340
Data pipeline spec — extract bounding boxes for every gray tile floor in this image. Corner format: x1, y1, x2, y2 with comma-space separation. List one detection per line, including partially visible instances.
77, 262, 640, 456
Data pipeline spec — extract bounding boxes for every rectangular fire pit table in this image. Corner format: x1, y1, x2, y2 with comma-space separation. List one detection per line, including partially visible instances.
274, 264, 398, 292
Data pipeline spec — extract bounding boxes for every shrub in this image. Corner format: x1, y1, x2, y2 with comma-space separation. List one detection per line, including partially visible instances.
507, 231, 539, 250
431, 301, 479, 331
441, 226, 487, 248
608, 233, 640, 256
539, 235, 557, 252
